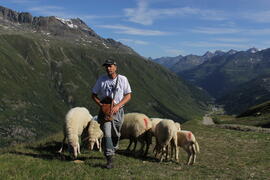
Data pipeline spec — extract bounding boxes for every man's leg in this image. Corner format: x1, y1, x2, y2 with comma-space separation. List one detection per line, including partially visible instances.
101, 121, 115, 169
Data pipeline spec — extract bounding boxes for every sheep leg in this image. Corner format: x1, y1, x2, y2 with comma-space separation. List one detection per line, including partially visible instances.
165, 145, 169, 160
142, 131, 152, 157
186, 145, 193, 165
191, 144, 196, 164
126, 139, 133, 151
95, 139, 99, 151
160, 147, 166, 162
77, 142, 81, 155
170, 142, 173, 160
99, 138, 102, 152
144, 141, 150, 157
138, 138, 145, 156
58, 134, 66, 153
172, 136, 178, 161
132, 139, 138, 155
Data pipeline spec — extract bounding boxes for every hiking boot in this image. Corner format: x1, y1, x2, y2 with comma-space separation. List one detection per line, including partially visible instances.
106, 155, 114, 169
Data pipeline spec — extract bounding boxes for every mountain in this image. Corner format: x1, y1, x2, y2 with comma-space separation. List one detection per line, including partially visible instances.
181, 48, 270, 98
0, 6, 209, 147
152, 55, 183, 69
152, 50, 233, 75
218, 74, 270, 114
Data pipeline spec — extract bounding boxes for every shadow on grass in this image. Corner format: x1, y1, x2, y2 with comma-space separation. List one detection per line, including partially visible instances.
116, 149, 158, 162
8, 140, 103, 162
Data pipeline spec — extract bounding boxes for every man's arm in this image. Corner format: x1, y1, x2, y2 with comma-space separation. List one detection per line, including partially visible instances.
111, 93, 131, 114
92, 93, 103, 107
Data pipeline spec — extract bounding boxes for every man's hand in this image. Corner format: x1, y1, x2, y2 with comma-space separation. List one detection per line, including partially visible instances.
111, 104, 121, 114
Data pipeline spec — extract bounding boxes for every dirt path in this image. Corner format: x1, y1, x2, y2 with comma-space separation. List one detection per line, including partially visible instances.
202, 115, 214, 125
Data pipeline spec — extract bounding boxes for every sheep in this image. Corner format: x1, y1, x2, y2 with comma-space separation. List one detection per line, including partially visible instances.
177, 130, 200, 165
154, 119, 178, 162
120, 113, 153, 157
151, 119, 180, 160
58, 107, 92, 159
84, 120, 103, 152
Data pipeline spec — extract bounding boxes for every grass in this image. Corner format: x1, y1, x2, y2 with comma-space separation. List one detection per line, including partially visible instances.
212, 114, 270, 128
1, 119, 269, 180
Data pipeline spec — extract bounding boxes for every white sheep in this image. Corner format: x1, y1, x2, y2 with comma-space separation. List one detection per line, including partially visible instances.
58, 107, 92, 159
120, 113, 153, 157
177, 130, 200, 165
154, 119, 178, 162
85, 120, 103, 152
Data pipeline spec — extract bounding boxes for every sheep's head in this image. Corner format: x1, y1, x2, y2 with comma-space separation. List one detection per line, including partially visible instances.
68, 136, 79, 159
88, 139, 96, 150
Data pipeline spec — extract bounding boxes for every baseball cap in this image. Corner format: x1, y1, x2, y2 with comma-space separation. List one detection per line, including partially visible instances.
102, 59, 117, 66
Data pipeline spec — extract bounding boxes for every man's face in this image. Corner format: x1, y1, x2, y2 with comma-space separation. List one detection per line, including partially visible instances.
105, 64, 117, 75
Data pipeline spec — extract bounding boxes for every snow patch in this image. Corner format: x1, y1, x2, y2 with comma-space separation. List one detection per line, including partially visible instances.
56, 17, 78, 29
102, 42, 109, 49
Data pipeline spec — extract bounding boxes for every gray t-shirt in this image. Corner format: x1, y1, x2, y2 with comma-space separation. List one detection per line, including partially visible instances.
92, 74, 131, 104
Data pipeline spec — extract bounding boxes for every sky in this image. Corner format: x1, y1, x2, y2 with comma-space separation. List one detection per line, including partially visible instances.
1, 0, 270, 58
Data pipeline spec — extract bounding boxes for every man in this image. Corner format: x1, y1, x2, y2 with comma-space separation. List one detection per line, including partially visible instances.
92, 59, 131, 169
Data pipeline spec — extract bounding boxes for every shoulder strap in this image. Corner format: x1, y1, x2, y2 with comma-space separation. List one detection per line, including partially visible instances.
111, 75, 119, 103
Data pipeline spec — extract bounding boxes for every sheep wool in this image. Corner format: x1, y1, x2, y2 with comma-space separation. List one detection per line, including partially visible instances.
58, 107, 92, 159
150, 118, 163, 135
174, 122, 181, 131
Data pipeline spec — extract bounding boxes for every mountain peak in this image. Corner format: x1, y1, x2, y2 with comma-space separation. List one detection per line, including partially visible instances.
227, 49, 238, 55
203, 51, 214, 58
247, 47, 259, 53
0, 5, 100, 39
214, 50, 225, 56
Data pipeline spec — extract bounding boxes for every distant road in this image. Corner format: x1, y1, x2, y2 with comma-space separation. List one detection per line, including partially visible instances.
203, 115, 214, 125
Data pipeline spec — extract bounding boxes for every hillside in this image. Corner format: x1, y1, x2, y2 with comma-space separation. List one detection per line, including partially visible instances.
0, 6, 209, 147
218, 74, 270, 114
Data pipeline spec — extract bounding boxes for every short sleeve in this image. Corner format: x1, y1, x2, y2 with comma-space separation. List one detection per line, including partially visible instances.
123, 76, 132, 95
92, 78, 101, 94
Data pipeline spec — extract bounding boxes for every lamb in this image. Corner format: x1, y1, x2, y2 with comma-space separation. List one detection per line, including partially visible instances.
120, 113, 153, 157
154, 119, 178, 162
84, 120, 103, 152
58, 107, 92, 159
177, 130, 200, 165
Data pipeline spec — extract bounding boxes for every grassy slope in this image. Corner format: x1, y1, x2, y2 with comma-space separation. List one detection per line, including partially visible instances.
0, 120, 269, 179
213, 101, 270, 128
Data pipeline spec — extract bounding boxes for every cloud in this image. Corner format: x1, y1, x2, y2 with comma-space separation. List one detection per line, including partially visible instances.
4, 0, 36, 4
118, 38, 149, 45
183, 41, 249, 49
246, 28, 270, 35
165, 49, 183, 56
214, 38, 250, 43
191, 27, 243, 34
123, 0, 227, 25
96, 24, 170, 36
242, 10, 270, 23
28, 6, 71, 17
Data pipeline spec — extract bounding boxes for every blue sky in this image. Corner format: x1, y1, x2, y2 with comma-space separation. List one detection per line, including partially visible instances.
1, 0, 270, 58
